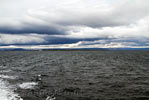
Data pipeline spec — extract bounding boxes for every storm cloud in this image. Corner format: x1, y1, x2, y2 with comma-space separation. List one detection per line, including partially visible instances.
0, 0, 149, 48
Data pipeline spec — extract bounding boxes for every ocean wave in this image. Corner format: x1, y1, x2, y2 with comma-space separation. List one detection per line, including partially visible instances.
18, 82, 38, 89
0, 75, 17, 79
0, 79, 23, 100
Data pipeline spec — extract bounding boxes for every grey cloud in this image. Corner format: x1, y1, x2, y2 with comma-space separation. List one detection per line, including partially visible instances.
1, 0, 149, 35
0, 33, 101, 45
20, 0, 149, 28
0, 0, 149, 48
0, 34, 46, 45
0, 23, 66, 34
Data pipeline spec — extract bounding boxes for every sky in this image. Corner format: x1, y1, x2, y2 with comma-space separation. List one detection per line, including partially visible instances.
0, 0, 149, 49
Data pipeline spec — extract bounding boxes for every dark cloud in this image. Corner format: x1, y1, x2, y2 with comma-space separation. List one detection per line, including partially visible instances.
0, 33, 101, 46
0, 0, 149, 34
0, 0, 149, 48
0, 23, 66, 35
44, 37, 103, 45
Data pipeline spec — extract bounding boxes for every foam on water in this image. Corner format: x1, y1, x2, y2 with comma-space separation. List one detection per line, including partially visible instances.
0, 70, 11, 73
0, 79, 23, 100
0, 66, 23, 100
0, 75, 17, 79
18, 82, 38, 89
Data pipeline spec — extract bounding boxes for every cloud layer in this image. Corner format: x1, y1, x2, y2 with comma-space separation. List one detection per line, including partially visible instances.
0, 0, 149, 48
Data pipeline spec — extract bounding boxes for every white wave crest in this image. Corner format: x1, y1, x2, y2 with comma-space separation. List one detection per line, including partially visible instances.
0, 79, 23, 100
0, 75, 17, 79
18, 82, 38, 89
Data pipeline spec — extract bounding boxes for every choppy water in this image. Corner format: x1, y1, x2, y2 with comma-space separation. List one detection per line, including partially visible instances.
0, 74, 22, 100
0, 51, 149, 100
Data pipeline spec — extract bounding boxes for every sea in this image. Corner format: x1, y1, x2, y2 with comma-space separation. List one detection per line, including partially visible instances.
0, 50, 149, 100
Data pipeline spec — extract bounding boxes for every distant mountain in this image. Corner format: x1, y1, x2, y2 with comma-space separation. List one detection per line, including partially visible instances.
0, 48, 28, 51
0, 48, 149, 51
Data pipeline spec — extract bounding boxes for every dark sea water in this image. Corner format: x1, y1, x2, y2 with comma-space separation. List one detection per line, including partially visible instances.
0, 50, 149, 100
